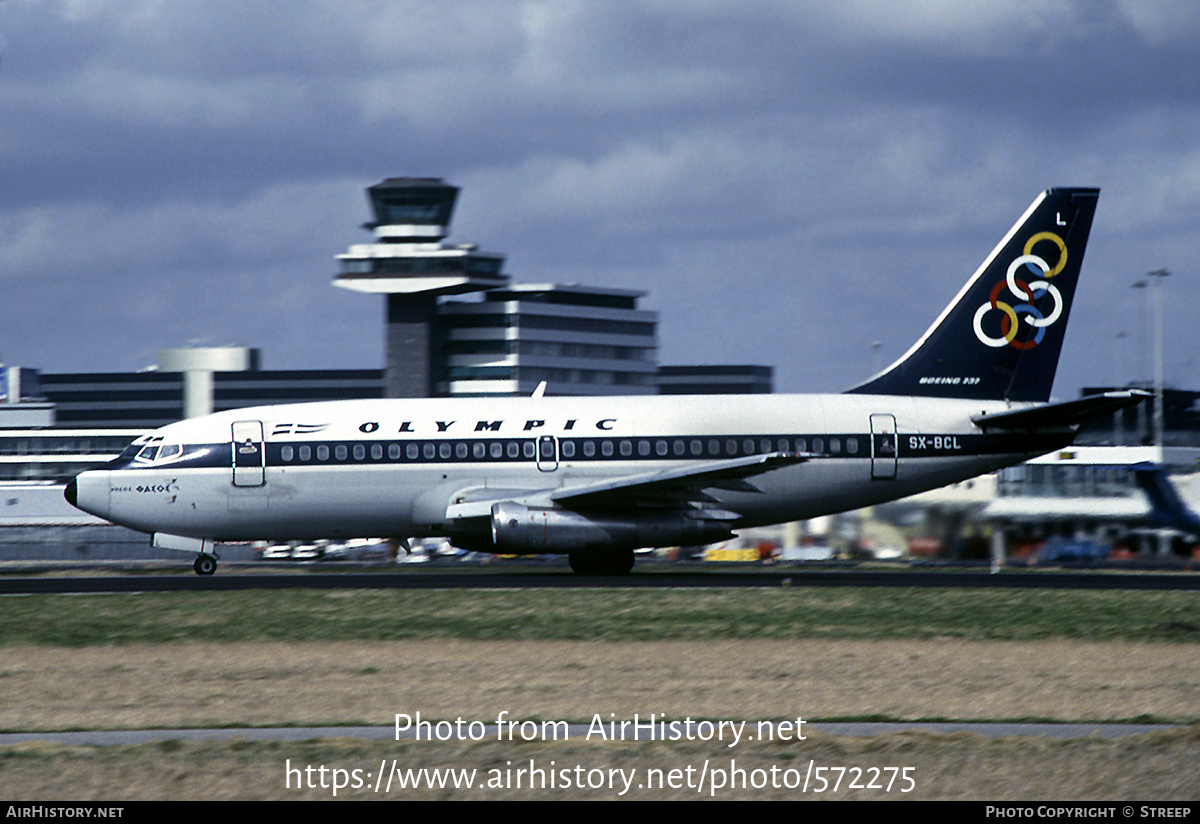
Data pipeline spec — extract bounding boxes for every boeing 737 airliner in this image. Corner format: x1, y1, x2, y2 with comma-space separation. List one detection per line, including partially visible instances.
66, 188, 1145, 574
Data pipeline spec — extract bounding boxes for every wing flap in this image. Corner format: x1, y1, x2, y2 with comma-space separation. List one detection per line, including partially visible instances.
549, 451, 811, 507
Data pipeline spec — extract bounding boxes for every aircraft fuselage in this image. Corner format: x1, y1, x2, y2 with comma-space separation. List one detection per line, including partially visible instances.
68, 392, 1070, 545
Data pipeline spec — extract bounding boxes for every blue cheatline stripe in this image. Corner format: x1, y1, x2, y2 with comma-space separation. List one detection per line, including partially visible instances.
110, 431, 1070, 472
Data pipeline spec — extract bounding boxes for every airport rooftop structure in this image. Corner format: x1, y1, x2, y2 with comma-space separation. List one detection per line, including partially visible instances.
35, 347, 382, 429
439, 283, 658, 396
333, 177, 509, 398
0, 367, 53, 427
658, 365, 773, 395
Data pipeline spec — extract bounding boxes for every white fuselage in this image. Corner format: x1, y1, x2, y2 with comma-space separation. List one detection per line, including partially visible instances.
68, 392, 1069, 547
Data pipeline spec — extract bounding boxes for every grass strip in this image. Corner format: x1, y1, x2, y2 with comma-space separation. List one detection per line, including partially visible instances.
1, 587, 1197, 646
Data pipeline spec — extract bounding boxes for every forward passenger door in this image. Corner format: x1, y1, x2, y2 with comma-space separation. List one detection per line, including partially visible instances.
232, 420, 266, 487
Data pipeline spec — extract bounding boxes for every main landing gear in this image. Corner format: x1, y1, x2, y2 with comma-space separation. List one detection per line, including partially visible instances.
567, 548, 636, 576
193, 553, 218, 576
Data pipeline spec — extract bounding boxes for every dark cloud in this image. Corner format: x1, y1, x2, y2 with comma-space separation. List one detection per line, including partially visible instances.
1, 0, 1198, 394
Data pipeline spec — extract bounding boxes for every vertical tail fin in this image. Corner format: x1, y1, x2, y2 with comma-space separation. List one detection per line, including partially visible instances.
846, 188, 1099, 402
1132, 463, 1200, 533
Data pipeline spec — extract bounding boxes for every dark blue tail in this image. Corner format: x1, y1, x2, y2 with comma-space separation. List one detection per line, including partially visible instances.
1132, 463, 1200, 533
847, 188, 1100, 403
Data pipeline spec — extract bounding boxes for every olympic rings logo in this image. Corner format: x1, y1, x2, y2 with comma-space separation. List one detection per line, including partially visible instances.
972, 231, 1067, 349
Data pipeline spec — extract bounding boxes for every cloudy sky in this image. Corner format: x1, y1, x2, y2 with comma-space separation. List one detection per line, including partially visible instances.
2, 0, 1199, 398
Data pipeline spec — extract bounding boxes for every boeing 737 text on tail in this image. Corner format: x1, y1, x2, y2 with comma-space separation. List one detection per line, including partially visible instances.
66, 188, 1145, 574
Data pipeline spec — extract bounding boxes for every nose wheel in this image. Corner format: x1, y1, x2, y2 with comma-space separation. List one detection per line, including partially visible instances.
193, 553, 218, 576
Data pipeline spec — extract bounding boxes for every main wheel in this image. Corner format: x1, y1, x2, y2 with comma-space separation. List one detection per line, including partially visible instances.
193, 554, 217, 576
568, 549, 635, 575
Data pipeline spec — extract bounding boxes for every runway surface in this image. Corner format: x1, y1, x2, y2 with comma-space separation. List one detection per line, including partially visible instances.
1, 563, 1199, 594
0, 721, 1174, 746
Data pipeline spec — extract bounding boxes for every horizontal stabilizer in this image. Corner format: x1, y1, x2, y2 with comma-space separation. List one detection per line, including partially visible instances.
971, 390, 1149, 431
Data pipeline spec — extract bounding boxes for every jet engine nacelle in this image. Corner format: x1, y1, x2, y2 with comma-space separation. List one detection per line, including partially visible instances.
489, 501, 733, 553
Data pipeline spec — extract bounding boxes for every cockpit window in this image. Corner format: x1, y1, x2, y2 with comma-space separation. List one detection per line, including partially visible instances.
133, 442, 184, 464
135, 445, 160, 462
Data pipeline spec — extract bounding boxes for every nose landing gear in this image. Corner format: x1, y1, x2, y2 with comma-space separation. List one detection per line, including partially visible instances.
193, 553, 218, 576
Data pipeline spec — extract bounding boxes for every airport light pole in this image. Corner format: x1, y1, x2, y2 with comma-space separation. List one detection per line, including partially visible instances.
1114, 330, 1128, 444
1130, 279, 1147, 384
1131, 279, 1149, 443
1148, 268, 1170, 459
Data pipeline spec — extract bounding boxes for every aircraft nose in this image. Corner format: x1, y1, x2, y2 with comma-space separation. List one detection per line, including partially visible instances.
65, 470, 111, 519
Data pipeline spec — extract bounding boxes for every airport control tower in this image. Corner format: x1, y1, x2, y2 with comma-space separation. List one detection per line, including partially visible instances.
334, 178, 508, 397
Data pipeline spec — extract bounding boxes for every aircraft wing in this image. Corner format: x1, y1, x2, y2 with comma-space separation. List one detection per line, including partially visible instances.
444, 451, 811, 520
971, 390, 1150, 432
550, 451, 811, 507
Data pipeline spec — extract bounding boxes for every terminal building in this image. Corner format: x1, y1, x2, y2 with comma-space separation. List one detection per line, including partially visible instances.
439, 283, 658, 396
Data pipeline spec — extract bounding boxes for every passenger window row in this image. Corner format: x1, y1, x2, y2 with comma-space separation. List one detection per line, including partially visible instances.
274, 436, 859, 464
